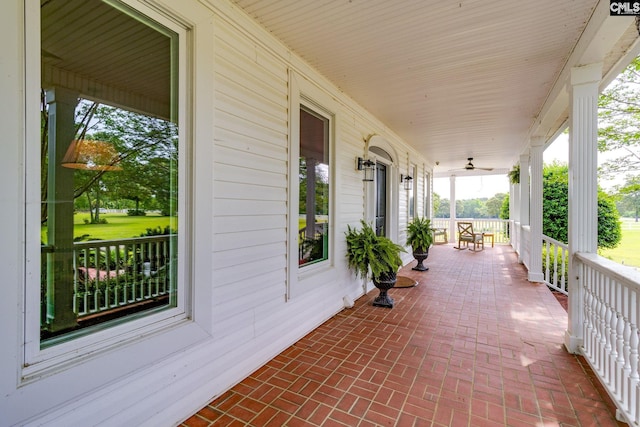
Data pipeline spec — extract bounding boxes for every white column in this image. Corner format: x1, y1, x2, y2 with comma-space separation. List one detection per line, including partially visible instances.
565, 62, 602, 354
449, 175, 456, 243
509, 182, 516, 246
528, 138, 544, 282
512, 179, 520, 221
518, 153, 530, 263
45, 87, 80, 332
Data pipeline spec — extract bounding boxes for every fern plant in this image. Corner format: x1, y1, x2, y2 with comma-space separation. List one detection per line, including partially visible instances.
508, 164, 520, 184
345, 220, 404, 282
406, 217, 433, 251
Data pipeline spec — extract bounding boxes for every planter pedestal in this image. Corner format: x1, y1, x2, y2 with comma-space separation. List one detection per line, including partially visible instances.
372, 274, 396, 308
412, 249, 429, 271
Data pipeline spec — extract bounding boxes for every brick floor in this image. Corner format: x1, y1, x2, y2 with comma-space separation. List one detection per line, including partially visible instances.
181, 244, 623, 426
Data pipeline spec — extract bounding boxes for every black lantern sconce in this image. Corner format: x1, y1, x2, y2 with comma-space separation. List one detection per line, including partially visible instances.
401, 174, 413, 191
357, 157, 375, 181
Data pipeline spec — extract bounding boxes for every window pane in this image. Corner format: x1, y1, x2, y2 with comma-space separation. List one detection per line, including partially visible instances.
40, 0, 178, 345
409, 165, 416, 219
298, 108, 329, 267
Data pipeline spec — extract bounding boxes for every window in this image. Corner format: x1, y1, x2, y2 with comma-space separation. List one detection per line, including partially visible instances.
36, 0, 183, 347
409, 164, 417, 219
298, 107, 330, 267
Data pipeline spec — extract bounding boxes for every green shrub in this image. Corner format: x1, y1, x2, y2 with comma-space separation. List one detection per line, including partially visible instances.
542, 245, 569, 286
127, 209, 147, 216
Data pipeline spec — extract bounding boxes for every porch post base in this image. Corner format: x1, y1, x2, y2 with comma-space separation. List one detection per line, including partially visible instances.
528, 272, 544, 282
564, 330, 583, 354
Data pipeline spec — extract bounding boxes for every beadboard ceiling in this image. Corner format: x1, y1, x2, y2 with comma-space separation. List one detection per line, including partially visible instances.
231, 0, 638, 176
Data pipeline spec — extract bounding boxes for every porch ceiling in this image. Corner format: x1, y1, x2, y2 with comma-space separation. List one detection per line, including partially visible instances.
231, 0, 640, 177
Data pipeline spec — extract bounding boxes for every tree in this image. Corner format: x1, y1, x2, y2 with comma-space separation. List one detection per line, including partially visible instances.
434, 196, 450, 218
499, 194, 510, 220
432, 192, 442, 217
598, 56, 640, 179
457, 198, 484, 218
616, 176, 640, 221
485, 193, 507, 218
543, 162, 621, 250
598, 191, 622, 249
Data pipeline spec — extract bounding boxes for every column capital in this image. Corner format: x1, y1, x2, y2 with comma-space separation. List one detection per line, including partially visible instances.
570, 62, 603, 86
530, 136, 545, 148
44, 86, 79, 106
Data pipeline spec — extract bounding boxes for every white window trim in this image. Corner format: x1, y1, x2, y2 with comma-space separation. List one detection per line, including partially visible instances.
22, 0, 211, 381
287, 71, 338, 300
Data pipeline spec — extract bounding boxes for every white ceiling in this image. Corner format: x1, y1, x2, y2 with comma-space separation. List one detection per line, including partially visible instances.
231, 0, 639, 177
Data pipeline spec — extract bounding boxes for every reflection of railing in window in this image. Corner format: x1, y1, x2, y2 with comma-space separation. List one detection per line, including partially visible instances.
41, 235, 175, 332
298, 223, 328, 265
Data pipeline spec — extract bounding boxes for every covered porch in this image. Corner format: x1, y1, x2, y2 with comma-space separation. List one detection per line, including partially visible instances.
5, 0, 640, 425
182, 244, 622, 426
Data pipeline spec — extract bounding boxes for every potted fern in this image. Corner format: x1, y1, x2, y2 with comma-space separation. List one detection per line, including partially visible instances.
345, 220, 405, 308
407, 217, 433, 271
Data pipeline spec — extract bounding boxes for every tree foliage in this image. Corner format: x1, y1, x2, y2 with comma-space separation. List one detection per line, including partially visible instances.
543, 162, 621, 249
598, 56, 640, 178
485, 193, 507, 218
500, 194, 510, 220
432, 192, 442, 217
41, 98, 178, 223
616, 176, 640, 220
432, 194, 506, 219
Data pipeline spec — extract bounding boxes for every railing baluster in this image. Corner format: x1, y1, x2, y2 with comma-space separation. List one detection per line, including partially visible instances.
606, 278, 616, 387
114, 244, 121, 306
104, 243, 111, 310
630, 293, 639, 421
614, 311, 623, 399
82, 247, 89, 315
153, 239, 160, 296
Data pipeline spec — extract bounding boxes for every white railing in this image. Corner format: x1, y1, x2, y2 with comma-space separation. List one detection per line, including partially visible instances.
542, 235, 568, 295
42, 235, 174, 323
72, 236, 173, 317
431, 218, 511, 244
577, 252, 640, 425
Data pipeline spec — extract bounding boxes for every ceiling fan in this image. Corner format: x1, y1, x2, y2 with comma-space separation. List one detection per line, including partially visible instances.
450, 157, 494, 172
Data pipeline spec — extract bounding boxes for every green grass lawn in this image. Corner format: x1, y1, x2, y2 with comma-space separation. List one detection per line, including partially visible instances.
600, 219, 640, 269
43, 212, 174, 241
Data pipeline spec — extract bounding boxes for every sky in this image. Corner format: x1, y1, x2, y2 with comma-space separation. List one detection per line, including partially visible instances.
433, 134, 569, 200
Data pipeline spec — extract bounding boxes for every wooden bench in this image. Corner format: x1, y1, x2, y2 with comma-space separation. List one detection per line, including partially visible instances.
431, 227, 448, 244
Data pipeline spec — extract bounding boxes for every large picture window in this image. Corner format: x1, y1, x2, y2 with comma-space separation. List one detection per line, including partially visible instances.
298, 107, 330, 267
38, 0, 181, 346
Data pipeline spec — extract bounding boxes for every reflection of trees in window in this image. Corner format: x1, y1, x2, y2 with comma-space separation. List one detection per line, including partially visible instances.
41, 99, 178, 226
299, 159, 329, 216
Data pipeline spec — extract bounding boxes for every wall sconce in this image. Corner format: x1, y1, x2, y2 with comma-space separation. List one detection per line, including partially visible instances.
357, 157, 375, 181
61, 139, 122, 171
401, 174, 413, 191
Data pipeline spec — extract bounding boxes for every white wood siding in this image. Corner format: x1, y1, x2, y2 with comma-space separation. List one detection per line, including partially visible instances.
0, 0, 432, 424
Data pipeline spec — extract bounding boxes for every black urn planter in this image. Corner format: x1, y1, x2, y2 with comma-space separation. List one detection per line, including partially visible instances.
372, 271, 397, 308
411, 247, 429, 271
